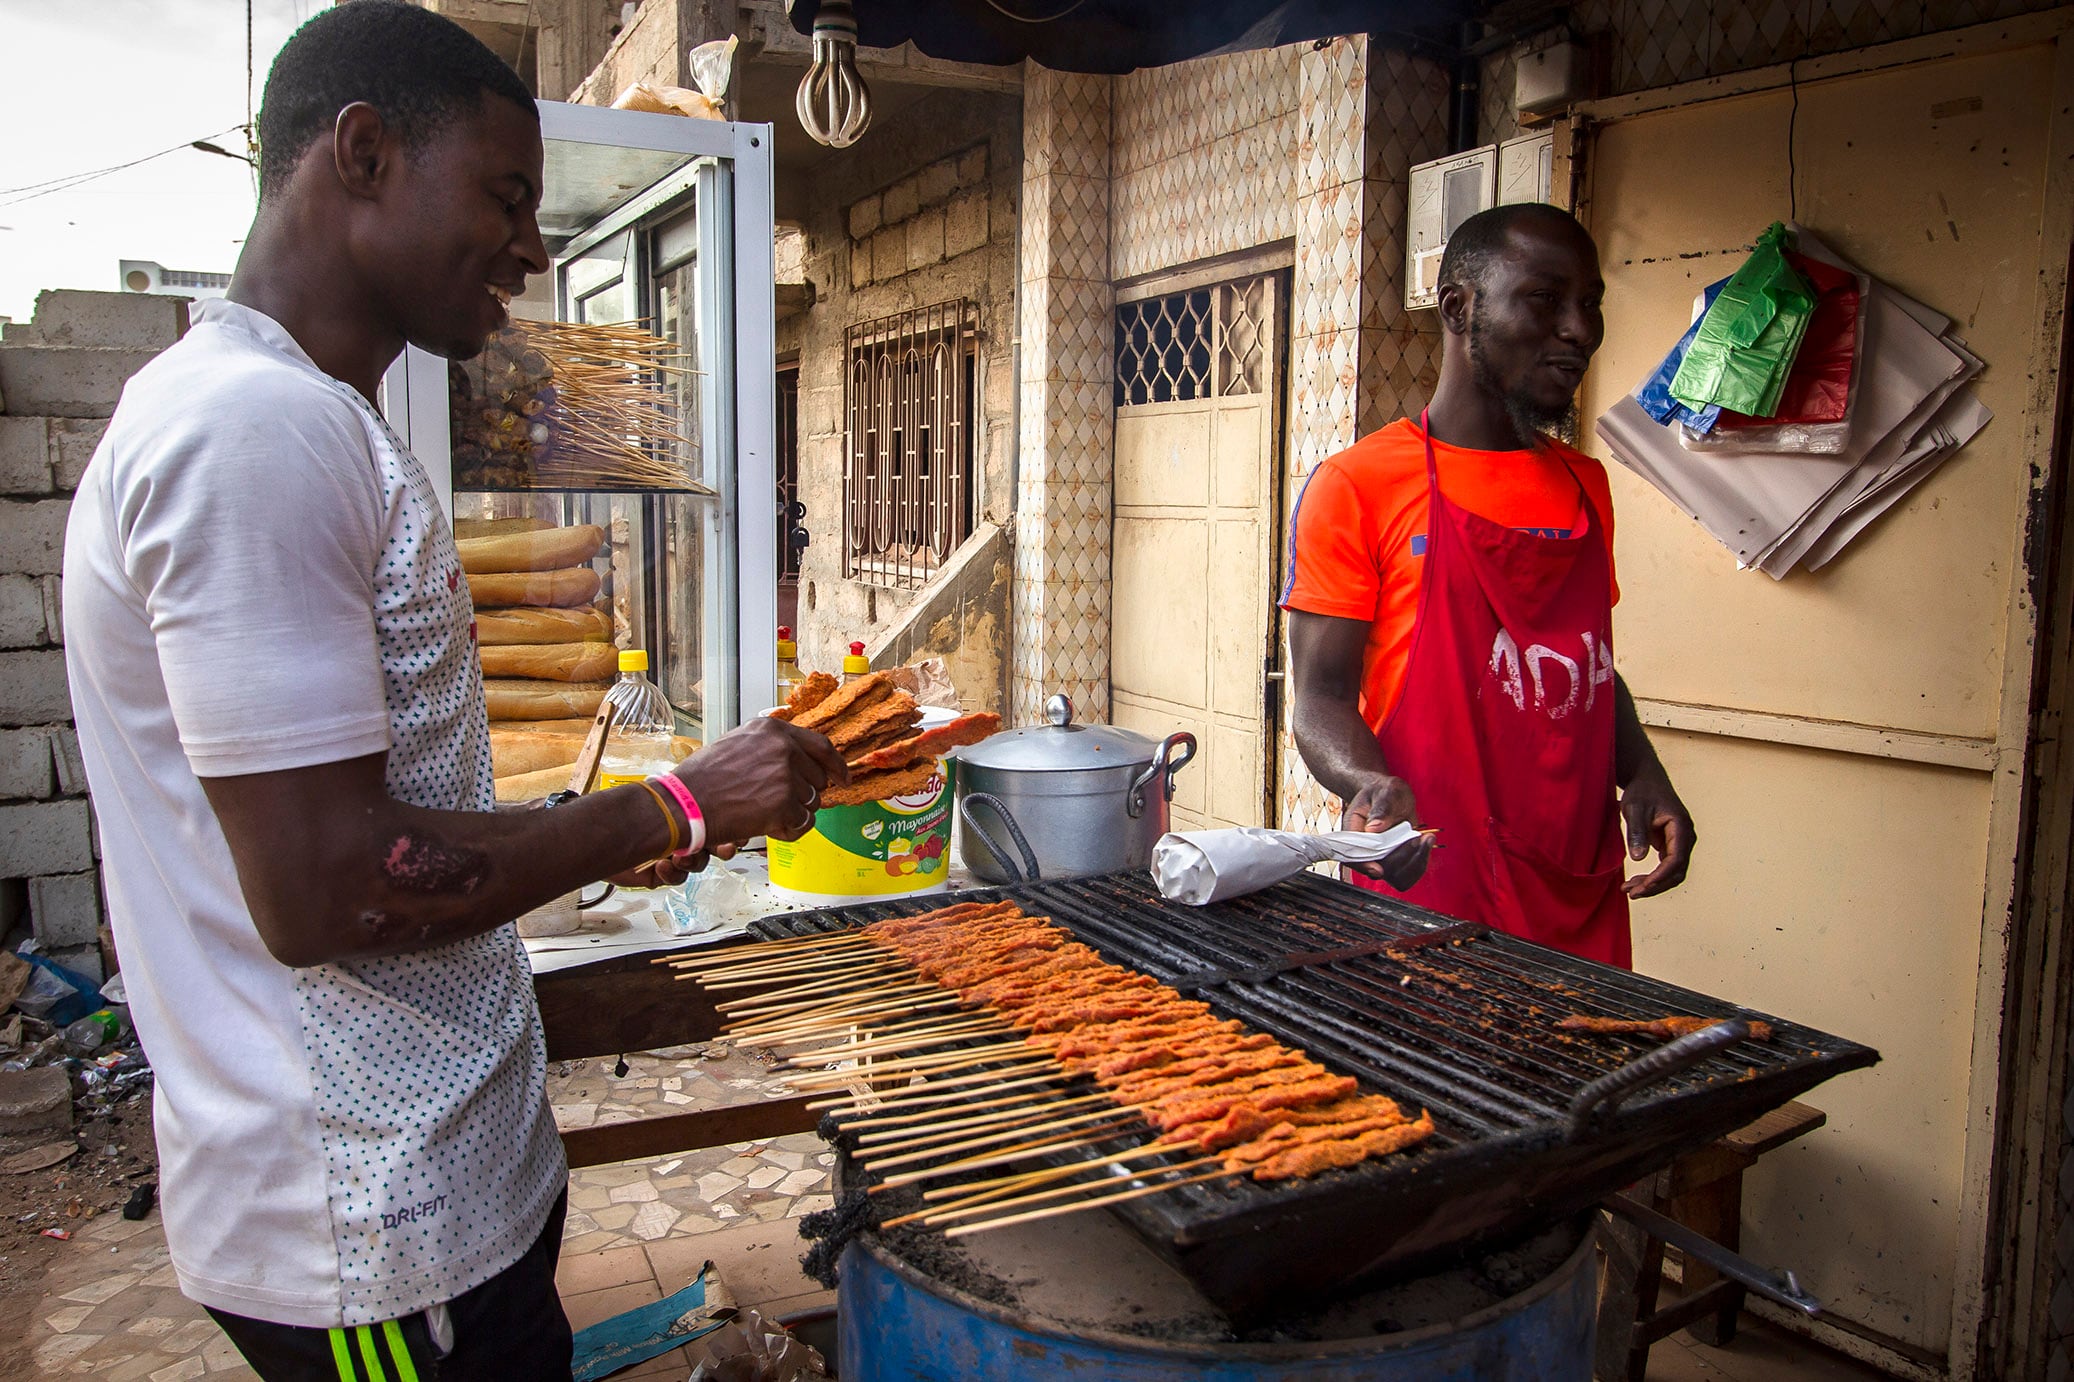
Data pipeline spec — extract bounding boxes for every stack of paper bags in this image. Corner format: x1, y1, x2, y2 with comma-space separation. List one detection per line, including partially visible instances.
1598, 226, 1991, 577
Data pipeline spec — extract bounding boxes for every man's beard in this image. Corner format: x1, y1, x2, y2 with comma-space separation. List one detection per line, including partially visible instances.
1469, 316, 1575, 447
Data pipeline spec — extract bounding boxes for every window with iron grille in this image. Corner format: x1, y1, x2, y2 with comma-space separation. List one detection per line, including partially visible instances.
776, 366, 801, 582
844, 300, 976, 588
1115, 277, 1272, 406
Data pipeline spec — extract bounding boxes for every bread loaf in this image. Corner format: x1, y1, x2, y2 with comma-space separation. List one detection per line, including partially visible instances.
475, 606, 613, 645
454, 516, 556, 542
494, 764, 577, 804
479, 641, 618, 683
496, 717, 602, 735
457, 525, 606, 575
468, 567, 601, 609
483, 679, 609, 721
489, 733, 583, 779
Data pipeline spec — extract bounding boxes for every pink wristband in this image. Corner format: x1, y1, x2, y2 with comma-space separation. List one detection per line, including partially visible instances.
648, 774, 707, 858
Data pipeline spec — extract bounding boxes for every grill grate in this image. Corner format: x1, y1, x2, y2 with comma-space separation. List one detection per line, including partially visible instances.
751, 871, 1876, 1317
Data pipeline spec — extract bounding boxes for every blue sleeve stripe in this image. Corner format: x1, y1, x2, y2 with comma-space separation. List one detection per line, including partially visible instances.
1279, 465, 1329, 605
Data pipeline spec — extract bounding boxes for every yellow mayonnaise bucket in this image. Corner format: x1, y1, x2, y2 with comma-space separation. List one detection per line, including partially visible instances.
767, 708, 957, 906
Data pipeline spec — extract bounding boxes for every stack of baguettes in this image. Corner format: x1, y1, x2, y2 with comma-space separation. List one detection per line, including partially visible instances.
458, 515, 633, 800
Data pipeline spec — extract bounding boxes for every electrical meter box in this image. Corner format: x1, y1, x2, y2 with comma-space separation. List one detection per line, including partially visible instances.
1404, 147, 1497, 311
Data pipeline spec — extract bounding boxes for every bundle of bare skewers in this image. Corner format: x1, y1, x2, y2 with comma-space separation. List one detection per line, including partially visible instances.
660, 901, 1434, 1239
450, 319, 709, 492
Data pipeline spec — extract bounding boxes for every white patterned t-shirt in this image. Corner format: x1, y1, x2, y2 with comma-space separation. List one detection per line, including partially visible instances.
62, 298, 565, 1329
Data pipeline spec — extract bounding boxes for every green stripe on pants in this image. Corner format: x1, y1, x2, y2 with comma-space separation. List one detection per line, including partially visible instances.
327, 1329, 356, 1382
381, 1318, 422, 1382
354, 1326, 388, 1382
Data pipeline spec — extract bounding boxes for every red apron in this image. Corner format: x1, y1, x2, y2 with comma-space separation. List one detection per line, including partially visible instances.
1351, 414, 1632, 968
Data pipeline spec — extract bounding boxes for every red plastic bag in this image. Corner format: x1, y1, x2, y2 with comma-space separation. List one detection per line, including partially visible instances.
1713, 251, 1859, 428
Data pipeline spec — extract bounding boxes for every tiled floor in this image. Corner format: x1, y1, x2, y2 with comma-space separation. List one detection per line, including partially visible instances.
16, 1045, 1887, 1381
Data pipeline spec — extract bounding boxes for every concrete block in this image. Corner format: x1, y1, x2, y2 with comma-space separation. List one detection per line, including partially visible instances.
846, 194, 881, 241
849, 241, 871, 292
0, 728, 53, 800
0, 417, 52, 495
957, 145, 989, 187
0, 345, 158, 418
0, 799, 92, 875
0, 575, 47, 649
29, 872, 101, 948
919, 157, 961, 207
0, 1065, 72, 1135
0, 497, 69, 576
50, 419, 107, 492
39, 577, 60, 647
31, 289, 188, 350
882, 176, 920, 226
946, 189, 990, 260
907, 207, 946, 272
50, 726, 87, 795
47, 944, 102, 984
871, 223, 907, 283
0, 650, 72, 727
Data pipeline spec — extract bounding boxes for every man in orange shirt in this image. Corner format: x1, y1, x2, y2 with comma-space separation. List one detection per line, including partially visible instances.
1282, 204, 1694, 968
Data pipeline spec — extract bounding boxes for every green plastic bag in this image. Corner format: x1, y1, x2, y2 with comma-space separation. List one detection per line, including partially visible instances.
1669, 223, 1815, 418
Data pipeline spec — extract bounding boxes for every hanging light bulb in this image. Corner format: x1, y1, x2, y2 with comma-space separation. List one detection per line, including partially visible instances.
795, 0, 872, 148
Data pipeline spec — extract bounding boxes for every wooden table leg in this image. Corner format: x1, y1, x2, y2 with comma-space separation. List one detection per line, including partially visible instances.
1667, 1170, 1745, 1346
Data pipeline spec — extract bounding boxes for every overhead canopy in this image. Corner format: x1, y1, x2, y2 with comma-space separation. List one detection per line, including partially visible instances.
785, 0, 1475, 73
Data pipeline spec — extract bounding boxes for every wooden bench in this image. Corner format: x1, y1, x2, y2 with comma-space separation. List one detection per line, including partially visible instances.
1594, 1101, 1827, 1382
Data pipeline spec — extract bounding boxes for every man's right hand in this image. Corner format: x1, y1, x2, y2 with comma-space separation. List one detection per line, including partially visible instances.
674, 716, 850, 846
1342, 775, 1432, 889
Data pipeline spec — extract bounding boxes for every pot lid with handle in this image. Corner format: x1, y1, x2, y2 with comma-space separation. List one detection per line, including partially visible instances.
952, 693, 1162, 772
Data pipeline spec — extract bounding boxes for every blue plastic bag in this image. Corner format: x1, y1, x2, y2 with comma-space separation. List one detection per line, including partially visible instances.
14, 952, 105, 1027
1635, 279, 1728, 430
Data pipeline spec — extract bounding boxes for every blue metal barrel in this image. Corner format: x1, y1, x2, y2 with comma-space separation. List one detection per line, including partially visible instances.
835, 1220, 1598, 1381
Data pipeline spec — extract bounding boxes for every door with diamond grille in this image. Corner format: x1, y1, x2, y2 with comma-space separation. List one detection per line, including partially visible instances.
1109, 273, 1283, 830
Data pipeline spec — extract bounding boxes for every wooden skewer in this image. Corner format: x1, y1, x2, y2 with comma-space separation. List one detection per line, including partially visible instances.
710, 964, 913, 1004
894, 1156, 1224, 1230
727, 993, 957, 1040
806, 1064, 1063, 1112
725, 986, 948, 1029
855, 1101, 1109, 1158
661, 931, 872, 967
776, 1018, 1010, 1057
869, 1122, 1150, 1191
918, 1143, 1201, 1203
719, 977, 933, 1019
701, 961, 911, 992
854, 1094, 1110, 1147
781, 1041, 1035, 1087
841, 1085, 1092, 1130
860, 1108, 1142, 1170
774, 1014, 1001, 1052
944, 1168, 1244, 1238
695, 950, 907, 984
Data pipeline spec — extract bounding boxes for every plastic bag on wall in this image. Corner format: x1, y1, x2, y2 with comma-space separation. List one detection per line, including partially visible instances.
1669, 223, 1816, 418
1683, 250, 1864, 454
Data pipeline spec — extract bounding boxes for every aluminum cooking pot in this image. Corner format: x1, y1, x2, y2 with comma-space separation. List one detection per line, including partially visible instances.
952, 694, 1196, 884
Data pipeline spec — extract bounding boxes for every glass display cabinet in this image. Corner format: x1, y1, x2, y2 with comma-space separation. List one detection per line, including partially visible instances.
383, 100, 778, 758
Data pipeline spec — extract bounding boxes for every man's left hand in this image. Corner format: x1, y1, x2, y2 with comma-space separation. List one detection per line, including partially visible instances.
1618, 763, 1695, 898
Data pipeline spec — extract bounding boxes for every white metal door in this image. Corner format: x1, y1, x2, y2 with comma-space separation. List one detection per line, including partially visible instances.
1110, 275, 1281, 830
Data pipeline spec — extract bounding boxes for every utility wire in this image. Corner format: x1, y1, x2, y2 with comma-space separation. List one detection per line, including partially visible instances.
0, 127, 249, 210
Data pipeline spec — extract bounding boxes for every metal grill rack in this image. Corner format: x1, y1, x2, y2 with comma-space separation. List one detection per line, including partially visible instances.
752, 871, 1877, 1318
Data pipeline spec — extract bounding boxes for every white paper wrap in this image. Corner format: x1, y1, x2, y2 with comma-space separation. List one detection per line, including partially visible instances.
1151, 824, 1425, 906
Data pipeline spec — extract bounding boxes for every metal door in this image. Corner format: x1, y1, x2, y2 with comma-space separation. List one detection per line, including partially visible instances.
1109, 273, 1283, 830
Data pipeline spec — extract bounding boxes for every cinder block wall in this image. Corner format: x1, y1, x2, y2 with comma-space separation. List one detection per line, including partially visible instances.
0, 289, 188, 981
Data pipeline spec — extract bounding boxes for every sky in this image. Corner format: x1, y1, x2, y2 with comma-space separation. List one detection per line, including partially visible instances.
0, 0, 316, 322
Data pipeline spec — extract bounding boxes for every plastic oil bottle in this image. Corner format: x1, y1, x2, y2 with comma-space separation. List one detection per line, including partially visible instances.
596, 649, 676, 790
842, 640, 871, 683
777, 626, 805, 701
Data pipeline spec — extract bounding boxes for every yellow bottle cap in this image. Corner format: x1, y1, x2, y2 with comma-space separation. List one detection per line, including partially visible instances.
619, 649, 649, 673
843, 641, 869, 674
777, 639, 797, 659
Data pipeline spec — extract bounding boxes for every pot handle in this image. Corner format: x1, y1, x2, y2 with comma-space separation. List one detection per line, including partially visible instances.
961, 792, 1041, 884
1127, 732, 1199, 818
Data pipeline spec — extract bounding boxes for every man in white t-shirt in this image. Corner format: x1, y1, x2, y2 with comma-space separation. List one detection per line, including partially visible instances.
61, 5, 846, 1378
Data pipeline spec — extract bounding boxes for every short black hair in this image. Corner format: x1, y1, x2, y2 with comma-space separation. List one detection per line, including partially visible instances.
1438, 203, 1589, 297
256, 0, 537, 199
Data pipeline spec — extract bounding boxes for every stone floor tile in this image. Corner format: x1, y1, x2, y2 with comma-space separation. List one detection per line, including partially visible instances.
562, 1279, 663, 1332
648, 1220, 820, 1308
568, 1183, 613, 1211
555, 1103, 600, 1129
608, 1179, 661, 1204
104, 1354, 175, 1382
151, 1354, 208, 1381
164, 1319, 223, 1352
80, 1214, 159, 1244
199, 1334, 254, 1374
745, 1166, 786, 1189
777, 1169, 827, 1196
591, 1203, 638, 1231
58, 1273, 140, 1306
662, 1091, 695, 1105
559, 1228, 627, 1257
556, 1242, 656, 1296
44, 1303, 95, 1333
696, 1172, 742, 1201
628, 1202, 682, 1241
127, 1315, 181, 1335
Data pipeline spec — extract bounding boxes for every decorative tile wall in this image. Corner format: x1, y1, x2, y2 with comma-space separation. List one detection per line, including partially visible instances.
1014, 67, 1115, 725
1277, 38, 1451, 835
1110, 46, 1304, 280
